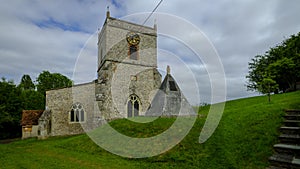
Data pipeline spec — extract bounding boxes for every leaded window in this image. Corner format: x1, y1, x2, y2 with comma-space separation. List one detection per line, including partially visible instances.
127, 95, 140, 117
70, 103, 85, 123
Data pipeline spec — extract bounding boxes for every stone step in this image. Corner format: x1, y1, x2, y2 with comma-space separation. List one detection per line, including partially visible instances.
274, 144, 300, 157
280, 127, 300, 135
284, 120, 300, 127
268, 110, 300, 169
284, 115, 300, 121
269, 154, 300, 169
294, 158, 300, 168
279, 134, 300, 144
285, 109, 300, 116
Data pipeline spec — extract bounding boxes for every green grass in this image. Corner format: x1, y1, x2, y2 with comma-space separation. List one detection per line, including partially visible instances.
0, 91, 300, 169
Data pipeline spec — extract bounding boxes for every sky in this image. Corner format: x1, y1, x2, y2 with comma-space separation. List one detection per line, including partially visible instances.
1, 0, 300, 105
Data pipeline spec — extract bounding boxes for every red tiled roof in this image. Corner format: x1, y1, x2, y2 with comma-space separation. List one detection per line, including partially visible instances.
21, 110, 44, 126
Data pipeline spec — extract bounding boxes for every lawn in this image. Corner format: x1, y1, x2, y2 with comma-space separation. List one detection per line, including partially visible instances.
0, 91, 300, 169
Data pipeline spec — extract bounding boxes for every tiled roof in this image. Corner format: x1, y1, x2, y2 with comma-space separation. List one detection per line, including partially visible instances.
21, 110, 44, 126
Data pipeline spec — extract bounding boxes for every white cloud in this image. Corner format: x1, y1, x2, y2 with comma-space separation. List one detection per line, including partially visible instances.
0, 0, 299, 103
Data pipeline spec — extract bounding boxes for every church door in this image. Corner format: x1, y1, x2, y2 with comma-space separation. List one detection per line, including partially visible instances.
127, 95, 140, 117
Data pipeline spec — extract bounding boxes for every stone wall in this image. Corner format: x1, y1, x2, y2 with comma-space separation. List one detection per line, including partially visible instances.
98, 22, 107, 69
22, 125, 39, 139
46, 82, 99, 136
111, 64, 161, 117
37, 110, 51, 139
98, 17, 157, 71
96, 62, 161, 119
44, 15, 162, 137
96, 16, 161, 119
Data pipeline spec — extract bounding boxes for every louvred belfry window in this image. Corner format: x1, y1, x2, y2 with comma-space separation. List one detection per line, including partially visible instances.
129, 45, 138, 60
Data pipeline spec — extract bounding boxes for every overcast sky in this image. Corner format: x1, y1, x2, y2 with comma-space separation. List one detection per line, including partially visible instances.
1, 0, 300, 104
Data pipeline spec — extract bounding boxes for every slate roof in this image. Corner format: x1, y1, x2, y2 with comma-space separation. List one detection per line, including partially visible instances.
21, 110, 44, 126
145, 70, 196, 117
159, 74, 180, 92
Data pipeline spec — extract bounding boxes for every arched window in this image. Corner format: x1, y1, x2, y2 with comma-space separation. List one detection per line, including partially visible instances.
127, 95, 140, 117
70, 103, 85, 123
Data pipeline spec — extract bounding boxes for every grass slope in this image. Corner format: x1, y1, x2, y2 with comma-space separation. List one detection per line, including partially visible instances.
0, 91, 299, 169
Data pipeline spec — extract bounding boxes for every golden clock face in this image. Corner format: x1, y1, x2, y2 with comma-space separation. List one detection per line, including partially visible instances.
126, 32, 140, 45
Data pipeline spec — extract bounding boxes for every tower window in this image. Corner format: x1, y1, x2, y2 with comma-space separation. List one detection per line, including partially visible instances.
129, 45, 138, 60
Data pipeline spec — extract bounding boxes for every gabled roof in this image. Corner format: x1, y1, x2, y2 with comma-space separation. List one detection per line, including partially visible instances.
159, 74, 180, 92
21, 110, 44, 126
146, 66, 196, 117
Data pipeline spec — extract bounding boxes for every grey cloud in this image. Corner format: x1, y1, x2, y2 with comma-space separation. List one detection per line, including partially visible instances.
0, 0, 299, 104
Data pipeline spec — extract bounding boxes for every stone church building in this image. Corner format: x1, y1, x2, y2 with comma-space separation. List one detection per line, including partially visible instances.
33, 11, 195, 139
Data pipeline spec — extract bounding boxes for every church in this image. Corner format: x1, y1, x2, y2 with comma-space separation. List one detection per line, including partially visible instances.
22, 11, 195, 139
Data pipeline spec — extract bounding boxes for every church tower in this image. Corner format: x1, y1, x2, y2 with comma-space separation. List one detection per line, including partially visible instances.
37, 10, 195, 139
96, 10, 161, 119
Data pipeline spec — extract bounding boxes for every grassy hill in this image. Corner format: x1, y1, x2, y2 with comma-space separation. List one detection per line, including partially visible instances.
0, 91, 299, 169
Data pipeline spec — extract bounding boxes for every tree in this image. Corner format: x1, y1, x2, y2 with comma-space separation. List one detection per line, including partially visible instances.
36, 71, 72, 95
0, 71, 71, 139
246, 32, 300, 93
20, 90, 45, 110
18, 74, 35, 90
267, 58, 296, 91
246, 55, 268, 91
0, 78, 23, 139
257, 76, 278, 102
18, 74, 45, 109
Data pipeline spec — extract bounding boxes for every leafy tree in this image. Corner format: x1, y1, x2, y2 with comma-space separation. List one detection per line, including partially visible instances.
18, 74, 35, 90
18, 74, 45, 109
20, 90, 45, 110
267, 58, 296, 91
0, 71, 71, 139
0, 78, 23, 139
246, 55, 268, 91
246, 32, 300, 93
36, 71, 72, 95
257, 76, 278, 102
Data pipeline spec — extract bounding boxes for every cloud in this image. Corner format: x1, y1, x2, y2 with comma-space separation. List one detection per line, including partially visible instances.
0, 0, 299, 104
